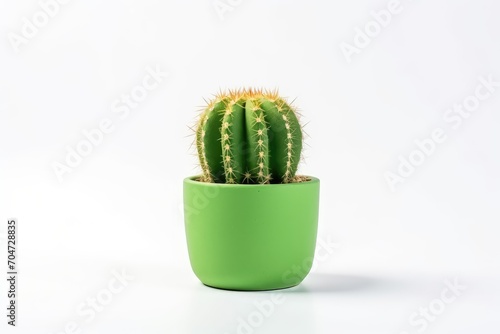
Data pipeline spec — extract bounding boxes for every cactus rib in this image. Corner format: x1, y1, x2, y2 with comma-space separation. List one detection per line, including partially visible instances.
195, 89, 303, 184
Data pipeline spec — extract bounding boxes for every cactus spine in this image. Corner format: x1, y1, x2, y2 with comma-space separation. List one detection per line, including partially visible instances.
196, 89, 303, 184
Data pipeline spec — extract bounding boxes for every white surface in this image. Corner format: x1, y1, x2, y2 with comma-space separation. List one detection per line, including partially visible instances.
1, 0, 500, 333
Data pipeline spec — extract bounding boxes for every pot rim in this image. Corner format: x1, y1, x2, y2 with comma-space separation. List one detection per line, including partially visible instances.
184, 175, 319, 188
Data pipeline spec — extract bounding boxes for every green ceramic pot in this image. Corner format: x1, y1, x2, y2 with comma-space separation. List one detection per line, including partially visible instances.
183, 176, 320, 291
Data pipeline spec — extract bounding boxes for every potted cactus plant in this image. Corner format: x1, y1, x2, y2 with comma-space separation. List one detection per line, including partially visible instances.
184, 89, 320, 290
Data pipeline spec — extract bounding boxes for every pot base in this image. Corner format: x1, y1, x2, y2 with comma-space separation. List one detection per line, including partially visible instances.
202, 282, 300, 292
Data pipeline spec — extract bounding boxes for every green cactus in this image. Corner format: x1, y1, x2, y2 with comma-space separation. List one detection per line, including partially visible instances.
196, 89, 304, 184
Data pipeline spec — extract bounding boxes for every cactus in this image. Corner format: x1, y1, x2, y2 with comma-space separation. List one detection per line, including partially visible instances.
195, 89, 303, 184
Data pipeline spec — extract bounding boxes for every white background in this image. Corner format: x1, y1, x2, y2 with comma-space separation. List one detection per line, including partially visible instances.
1, 0, 499, 333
